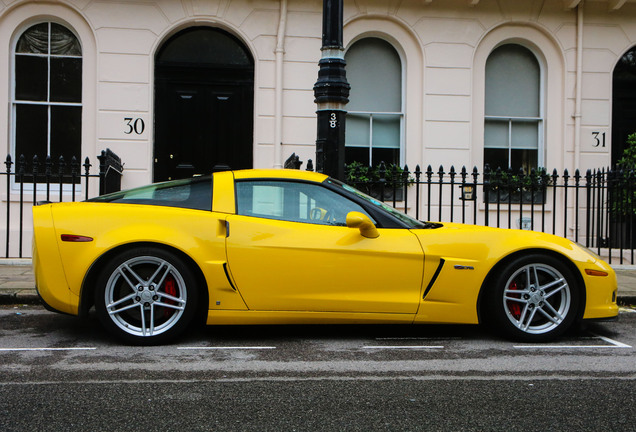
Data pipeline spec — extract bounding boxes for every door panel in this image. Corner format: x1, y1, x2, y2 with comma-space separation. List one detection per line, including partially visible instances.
225, 215, 424, 314
154, 81, 253, 181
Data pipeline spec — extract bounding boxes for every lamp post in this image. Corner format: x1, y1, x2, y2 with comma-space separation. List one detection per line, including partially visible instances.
313, 0, 350, 180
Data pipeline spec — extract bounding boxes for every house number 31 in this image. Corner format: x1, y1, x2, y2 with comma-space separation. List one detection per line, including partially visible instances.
592, 131, 606, 147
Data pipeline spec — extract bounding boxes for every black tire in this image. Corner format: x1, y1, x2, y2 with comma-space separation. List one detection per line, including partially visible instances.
94, 247, 199, 345
485, 254, 581, 343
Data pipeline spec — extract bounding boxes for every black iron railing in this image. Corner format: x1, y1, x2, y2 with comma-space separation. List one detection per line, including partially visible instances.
289, 155, 636, 265
1, 149, 122, 258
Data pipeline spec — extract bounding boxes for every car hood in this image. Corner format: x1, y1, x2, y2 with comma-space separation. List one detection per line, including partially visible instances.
409, 222, 599, 267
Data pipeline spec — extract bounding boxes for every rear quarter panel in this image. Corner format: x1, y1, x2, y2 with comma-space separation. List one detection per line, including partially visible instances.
32, 204, 79, 314
43, 202, 245, 313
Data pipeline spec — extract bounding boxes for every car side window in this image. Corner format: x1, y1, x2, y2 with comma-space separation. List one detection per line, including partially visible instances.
235, 180, 374, 226
88, 176, 212, 211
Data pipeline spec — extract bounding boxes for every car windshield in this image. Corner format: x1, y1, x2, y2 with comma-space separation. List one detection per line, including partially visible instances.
325, 178, 427, 229
88, 176, 212, 211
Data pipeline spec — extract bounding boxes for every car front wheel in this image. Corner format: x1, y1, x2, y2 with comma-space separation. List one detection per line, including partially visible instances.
487, 254, 581, 342
95, 247, 198, 345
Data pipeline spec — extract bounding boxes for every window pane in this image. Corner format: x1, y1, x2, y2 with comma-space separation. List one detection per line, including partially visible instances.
13, 22, 83, 184
346, 38, 401, 112
484, 120, 509, 148
511, 149, 538, 173
511, 121, 539, 149
372, 115, 400, 149
89, 176, 212, 211
15, 104, 47, 160
157, 27, 252, 67
485, 44, 540, 117
484, 148, 509, 171
346, 113, 370, 147
236, 181, 371, 226
50, 106, 81, 161
50, 23, 81, 55
50, 57, 82, 102
16, 23, 49, 54
15, 56, 48, 101
372, 148, 400, 167
345, 147, 370, 166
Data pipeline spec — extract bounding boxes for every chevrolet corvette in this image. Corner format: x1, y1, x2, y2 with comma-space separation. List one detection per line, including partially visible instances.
32, 169, 618, 344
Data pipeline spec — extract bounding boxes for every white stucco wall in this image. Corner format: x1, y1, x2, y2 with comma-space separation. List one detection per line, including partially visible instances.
2, 0, 636, 256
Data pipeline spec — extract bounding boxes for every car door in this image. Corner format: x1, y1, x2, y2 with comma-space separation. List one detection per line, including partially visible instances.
225, 179, 424, 314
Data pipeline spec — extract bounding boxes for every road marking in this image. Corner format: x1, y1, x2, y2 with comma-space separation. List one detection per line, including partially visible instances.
375, 337, 460, 341
590, 333, 632, 348
0, 347, 96, 351
514, 345, 627, 349
177, 346, 276, 350
4, 375, 636, 386
363, 345, 444, 350
514, 333, 632, 349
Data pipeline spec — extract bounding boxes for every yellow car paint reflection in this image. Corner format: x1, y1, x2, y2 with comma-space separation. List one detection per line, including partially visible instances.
32, 169, 618, 344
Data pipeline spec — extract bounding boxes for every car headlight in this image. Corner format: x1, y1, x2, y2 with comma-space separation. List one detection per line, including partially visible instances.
574, 242, 601, 261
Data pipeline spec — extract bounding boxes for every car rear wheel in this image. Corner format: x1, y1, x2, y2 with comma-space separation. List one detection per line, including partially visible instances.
487, 254, 581, 342
95, 247, 198, 345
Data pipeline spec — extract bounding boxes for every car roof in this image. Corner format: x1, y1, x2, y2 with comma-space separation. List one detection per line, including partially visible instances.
229, 169, 329, 183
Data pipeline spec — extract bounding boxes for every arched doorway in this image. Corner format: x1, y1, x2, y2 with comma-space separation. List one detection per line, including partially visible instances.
154, 27, 254, 181
612, 47, 636, 165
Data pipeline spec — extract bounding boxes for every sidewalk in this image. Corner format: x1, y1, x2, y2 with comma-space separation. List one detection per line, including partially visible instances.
1, 259, 635, 305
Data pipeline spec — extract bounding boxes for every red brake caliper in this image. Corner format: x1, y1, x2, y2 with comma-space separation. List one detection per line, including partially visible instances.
507, 280, 522, 319
163, 275, 177, 318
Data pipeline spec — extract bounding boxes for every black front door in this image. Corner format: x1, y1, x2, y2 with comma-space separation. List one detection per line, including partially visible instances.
613, 47, 636, 165
154, 27, 254, 182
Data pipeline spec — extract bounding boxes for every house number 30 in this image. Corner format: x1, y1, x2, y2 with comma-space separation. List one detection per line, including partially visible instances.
329, 112, 337, 129
124, 117, 145, 135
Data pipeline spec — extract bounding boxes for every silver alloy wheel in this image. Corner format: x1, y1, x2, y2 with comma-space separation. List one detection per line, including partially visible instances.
104, 255, 187, 338
502, 263, 572, 335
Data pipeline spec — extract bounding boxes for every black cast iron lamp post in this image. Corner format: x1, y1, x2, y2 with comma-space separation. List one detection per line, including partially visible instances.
314, 0, 350, 180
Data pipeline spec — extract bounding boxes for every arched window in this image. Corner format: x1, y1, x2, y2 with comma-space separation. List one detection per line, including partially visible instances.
484, 44, 542, 172
345, 38, 402, 166
13, 22, 82, 169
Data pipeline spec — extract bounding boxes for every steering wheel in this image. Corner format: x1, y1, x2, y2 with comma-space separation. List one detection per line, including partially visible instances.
310, 207, 335, 223
310, 207, 325, 221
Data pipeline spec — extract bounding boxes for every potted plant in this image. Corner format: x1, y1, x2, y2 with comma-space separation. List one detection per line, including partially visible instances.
610, 133, 636, 247
345, 161, 412, 201
485, 167, 549, 204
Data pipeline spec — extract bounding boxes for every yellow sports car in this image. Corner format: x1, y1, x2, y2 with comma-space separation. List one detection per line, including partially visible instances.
32, 169, 618, 344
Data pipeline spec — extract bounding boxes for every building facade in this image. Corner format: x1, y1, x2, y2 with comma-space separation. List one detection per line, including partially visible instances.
2, 0, 636, 255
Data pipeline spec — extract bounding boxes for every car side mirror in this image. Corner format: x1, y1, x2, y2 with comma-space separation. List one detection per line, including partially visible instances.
346, 212, 379, 238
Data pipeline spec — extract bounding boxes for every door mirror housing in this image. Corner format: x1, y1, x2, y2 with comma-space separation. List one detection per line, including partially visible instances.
346, 212, 379, 238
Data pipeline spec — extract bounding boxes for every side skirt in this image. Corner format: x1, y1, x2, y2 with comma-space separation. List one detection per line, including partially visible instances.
206, 310, 416, 325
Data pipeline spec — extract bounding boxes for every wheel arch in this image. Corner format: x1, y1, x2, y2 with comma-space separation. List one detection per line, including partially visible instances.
476, 248, 586, 325
78, 242, 209, 319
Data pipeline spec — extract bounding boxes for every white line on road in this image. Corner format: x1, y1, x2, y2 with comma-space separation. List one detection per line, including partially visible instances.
514, 345, 627, 349
590, 333, 632, 348
3, 375, 636, 386
177, 346, 277, 350
0, 347, 96, 351
514, 333, 632, 349
375, 337, 460, 341
363, 345, 444, 349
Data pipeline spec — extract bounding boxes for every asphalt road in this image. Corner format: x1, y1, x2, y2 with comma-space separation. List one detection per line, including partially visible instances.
1, 306, 635, 431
